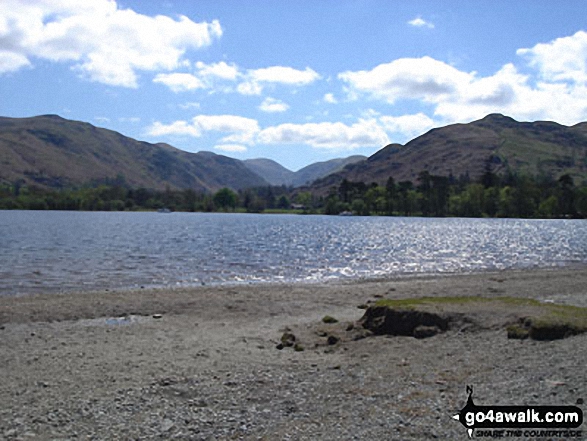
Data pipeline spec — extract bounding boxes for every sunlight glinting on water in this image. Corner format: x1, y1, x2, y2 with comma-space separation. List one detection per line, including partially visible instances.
1, 211, 586, 295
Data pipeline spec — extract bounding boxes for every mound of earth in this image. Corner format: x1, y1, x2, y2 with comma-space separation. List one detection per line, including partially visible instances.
359, 296, 587, 341
279, 296, 587, 352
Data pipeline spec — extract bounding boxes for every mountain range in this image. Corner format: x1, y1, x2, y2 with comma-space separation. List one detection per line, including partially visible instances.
0, 115, 365, 192
0, 115, 266, 192
310, 114, 587, 193
1, 113, 586, 193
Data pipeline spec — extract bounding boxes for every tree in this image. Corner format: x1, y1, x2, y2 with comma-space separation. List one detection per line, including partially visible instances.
385, 177, 396, 215
557, 174, 576, 217
365, 186, 386, 215
213, 188, 238, 211
397, 181, 414, 216
351, 198, 369, 216
277, 195, 290, 210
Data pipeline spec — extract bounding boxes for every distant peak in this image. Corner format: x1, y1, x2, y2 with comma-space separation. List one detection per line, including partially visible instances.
39, 114, 65, 120
482, 113, 516, 122
475, 113, 517, 128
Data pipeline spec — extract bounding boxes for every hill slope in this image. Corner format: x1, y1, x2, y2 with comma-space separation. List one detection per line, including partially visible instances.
311, 114, 587, 192
243, 158, 295, 186
243, 155, 367, 187
0, 115, 268, 192
291, 155, 366, 187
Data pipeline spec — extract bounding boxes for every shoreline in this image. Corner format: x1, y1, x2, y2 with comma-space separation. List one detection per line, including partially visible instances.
4, 260, 587, 297
2, 265, 587, 325
1, 266, 586, 439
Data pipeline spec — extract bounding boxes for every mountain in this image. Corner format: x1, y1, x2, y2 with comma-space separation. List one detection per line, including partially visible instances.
243, 158, 295, 186
290, 155, 366, 187
0, 115, 268, 192
243, 155, 366, 187
311, 114, 587, 192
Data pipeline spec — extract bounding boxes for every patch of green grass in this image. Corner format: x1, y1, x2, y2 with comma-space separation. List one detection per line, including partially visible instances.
372, 295, 587, 341
529, 304, 587, 339
373, 296, 543, 309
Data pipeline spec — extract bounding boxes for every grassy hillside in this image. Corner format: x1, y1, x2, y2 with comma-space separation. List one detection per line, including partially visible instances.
0, 115, 267, 192
243, 158, 295, 186
291, 155, 366, 187
311, 114, 587, 193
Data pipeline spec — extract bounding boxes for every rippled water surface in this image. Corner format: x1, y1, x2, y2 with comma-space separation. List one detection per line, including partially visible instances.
1, 211, 586, 295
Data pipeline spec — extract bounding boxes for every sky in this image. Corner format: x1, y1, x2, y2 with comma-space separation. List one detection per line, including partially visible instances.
1, 1, 587, 171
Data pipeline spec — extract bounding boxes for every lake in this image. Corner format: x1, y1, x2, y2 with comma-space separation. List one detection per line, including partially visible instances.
1, 210, 586, 295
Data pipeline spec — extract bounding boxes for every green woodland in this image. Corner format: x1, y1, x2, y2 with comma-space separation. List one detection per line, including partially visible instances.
1, 169, 586, 218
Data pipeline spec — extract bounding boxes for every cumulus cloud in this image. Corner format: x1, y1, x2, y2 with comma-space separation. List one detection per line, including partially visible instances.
338, 33, 587, 126
147, 115, 260, 145
148, 115, 391, 151
379, 113, 436, 139
214, 144, 247, 153
153, 73, 205, 92
323, 93, 338, 104
147, 120, 201, 137
237, 66, 320, 95
193, 115, 260, 145
0, 0, 222, 87
517, 30, 587, 83
408, 17, 434, 29
339, 57, 472, 104
153, 60, 320, 95
259, 97, 289, 113
257, 119, 389, 150
195, 61, 239, 81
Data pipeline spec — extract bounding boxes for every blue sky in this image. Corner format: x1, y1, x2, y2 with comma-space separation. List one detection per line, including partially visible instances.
1, 1, 587, 171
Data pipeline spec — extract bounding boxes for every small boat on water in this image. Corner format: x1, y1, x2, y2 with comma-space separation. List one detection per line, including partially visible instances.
339, 211, 354, 216
157, 208, 171, 213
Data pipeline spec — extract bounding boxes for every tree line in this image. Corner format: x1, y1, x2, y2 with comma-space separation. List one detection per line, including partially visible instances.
0, 182, 294, 213
1, 169, 586, 218
321, 170, 587, 218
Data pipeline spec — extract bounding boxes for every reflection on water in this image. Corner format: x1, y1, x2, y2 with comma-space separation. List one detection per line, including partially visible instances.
1, 211, 586, 295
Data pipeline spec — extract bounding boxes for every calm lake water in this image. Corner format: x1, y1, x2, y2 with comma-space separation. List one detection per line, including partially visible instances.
1, 210, 586, 295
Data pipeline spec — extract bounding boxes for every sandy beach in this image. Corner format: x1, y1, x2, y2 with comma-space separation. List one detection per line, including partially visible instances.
1, 267, 586, 440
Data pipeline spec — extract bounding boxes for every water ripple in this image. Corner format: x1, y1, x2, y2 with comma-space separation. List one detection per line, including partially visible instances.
0, 211, 586, 295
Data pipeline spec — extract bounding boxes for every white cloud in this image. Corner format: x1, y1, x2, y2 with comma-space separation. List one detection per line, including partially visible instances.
195, 61, 239, 81
408, 17, 434, 29
147, 120, 201, 137
236, 81, 263, 96
0, 0, 222, 86
179, 102, 201, 110
339, 56, 473, 105
193, 115, 260, 145
338, 33, 587, 127
259, 97, 289, 113
147, 115, 260, 145
257, 119, 389, 150
153, 73, 205, 92
248, 66, 320, 85
94, 116, 111, 123
517, 30, 587, 84
379, 113, 436, 140
323, 93, 338, 104
0, 51, 31, 73
237, 66, 320, 95
214, 144, 247, 152
148, 114, 391, 152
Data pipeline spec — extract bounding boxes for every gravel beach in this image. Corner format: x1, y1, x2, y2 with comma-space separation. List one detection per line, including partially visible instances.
1, 267, 586, 440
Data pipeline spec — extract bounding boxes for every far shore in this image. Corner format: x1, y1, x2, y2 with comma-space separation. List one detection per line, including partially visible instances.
1, 266, 586, 439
